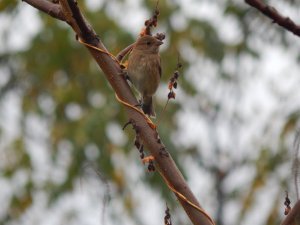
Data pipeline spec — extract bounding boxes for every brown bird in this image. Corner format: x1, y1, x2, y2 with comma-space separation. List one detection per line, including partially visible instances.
127, 35, 163, 117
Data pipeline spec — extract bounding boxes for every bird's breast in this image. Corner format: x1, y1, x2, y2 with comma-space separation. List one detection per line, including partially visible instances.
127, 52, 161, 96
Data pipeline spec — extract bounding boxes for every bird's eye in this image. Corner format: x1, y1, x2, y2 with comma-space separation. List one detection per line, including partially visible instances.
146, 41, 151, 45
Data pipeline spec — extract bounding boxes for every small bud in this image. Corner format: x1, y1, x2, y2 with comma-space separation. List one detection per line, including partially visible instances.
148, 163, 155, 172
168, 91, 176, 99
173, 82, 177, 89
134, 140, 140, 149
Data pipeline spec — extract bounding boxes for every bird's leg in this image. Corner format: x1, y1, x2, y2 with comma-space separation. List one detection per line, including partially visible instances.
135, 99, 142, 108
119, 68, 131, 81
115, 94, 157, 130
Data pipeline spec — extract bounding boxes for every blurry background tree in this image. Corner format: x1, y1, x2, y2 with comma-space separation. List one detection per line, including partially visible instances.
1, 0, 300, 225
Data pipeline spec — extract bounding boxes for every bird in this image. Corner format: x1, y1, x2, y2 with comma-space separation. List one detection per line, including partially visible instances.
127, 35, 163, 118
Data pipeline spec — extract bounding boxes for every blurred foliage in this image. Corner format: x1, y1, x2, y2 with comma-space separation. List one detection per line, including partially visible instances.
0, 0, 300, 225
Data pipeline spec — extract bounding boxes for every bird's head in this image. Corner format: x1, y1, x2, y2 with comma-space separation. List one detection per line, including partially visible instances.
134, 35, 163, 54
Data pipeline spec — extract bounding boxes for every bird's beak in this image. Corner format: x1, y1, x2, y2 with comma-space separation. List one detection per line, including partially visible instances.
155, 40, 163, 46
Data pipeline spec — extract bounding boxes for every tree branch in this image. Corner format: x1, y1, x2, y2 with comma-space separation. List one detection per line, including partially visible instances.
22, 1, 214, 225
21, 0, 65, 21
245, 0, 300, 37
281, 199, 300, 225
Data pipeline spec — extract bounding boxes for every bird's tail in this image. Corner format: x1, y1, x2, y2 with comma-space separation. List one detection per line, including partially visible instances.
142, 96, 155, 118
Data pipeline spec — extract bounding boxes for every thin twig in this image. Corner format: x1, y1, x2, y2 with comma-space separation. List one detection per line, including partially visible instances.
245, 0, 300, 37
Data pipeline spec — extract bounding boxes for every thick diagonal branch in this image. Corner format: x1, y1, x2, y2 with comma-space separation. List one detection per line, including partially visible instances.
245, 0, 300, 37
22, 1, 214, 225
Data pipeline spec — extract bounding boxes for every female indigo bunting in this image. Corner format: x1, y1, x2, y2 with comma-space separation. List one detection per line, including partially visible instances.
127, 35, 163, 117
